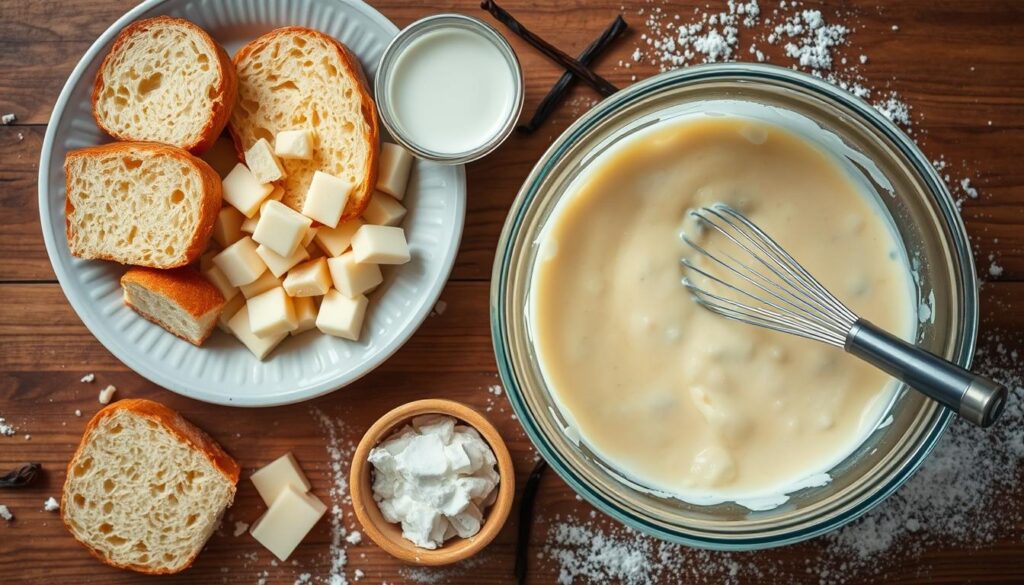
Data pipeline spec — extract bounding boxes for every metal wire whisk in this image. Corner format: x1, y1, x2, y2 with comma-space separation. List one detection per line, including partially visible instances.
680, 204, 1007, 428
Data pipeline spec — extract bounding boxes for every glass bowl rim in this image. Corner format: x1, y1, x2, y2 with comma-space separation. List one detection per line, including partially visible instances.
489, 62, 979, 550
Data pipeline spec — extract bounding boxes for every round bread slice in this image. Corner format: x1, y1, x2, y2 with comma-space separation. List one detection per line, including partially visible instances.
92, 16, 237, 153
229, 27, 379, 223
64, 142, 222, 269
61, 399, 240, 574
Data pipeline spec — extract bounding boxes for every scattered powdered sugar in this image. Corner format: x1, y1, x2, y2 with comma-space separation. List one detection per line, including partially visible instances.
0, 505, 12, 521
0, 416, 16, 437
233, 520, 250, 537
79, 373, 94, 383
398, 555, 489, 585
43, 497, 59, 512
344, 530, 362, 545
313, 408, 360, 585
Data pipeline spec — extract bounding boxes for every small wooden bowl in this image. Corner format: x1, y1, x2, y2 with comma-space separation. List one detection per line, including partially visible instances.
350, 399, 515, 566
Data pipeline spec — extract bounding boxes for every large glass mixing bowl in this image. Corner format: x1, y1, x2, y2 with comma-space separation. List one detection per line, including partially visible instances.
490, 64, 978, 549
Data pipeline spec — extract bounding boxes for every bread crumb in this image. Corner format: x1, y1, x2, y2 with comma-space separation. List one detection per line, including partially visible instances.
233, 520, 250, 537
1, 113, 15, 125
431, 300, 448, 316
98, 384, 117, 404
74, 409, 82, 417
0, 505, 12, 521
24, 434, 31, 441
43, 497, 60, 512
80, 373, 95, 383
345, 530, 362, 545
353, 568, 365, 580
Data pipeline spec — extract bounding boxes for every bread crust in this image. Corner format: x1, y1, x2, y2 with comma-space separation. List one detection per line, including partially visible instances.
91, 16, 238, 154
64, 141, 222, 268
228, 26, 379, 223
60, 399, 240, 574
121, 266, 226, 345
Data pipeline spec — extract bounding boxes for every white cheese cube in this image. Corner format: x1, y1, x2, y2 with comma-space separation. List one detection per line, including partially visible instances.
250, 452, 312, 506
315, 290, 368, 341
376, 143, 413, 200
362, 191, 407, 226
314, 219, 364, 257
227, 305, 286, 360
351, 225, 411, 265
253, 200, 313, 257
240, 270, 282, 299
217, 293, 246, 333
247, 287, 297, 338
291, 296, 318, 335
301, 171, 353, 228
327, 252, 382, 297
202, 265, 239, 302
274, 129, 314, 160
223, 163, 275, 218
241, 212, 259, 234
213, 237, 267, 287
301, 226, 319, 248
283, 258, 331, 297
250, 484, 326, 561
213, 206, 246, 248
256, 243, 309, 278
245, 138, 287, 184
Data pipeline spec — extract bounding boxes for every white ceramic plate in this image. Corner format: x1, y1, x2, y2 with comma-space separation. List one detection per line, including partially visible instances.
38, 0, 466, 406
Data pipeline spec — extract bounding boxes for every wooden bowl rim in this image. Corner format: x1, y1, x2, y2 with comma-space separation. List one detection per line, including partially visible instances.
349, 398, 515, 566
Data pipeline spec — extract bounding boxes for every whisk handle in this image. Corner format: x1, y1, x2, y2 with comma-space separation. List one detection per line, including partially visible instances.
846, 320, 1007, 427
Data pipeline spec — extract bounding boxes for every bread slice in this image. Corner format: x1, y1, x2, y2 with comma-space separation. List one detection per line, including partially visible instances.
61, 399, 239, 574
229, 27, 379, 223
121, 267, 225, 345
92, 16, 237, 153
65, 142, 222, 268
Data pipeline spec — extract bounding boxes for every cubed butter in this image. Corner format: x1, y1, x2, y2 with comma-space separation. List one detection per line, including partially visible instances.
291, 296, 318, 335
241, 212, 260, 234
247, 287, 297, 338
240, 270, 282, 299
315, 219, 364, 257
301, 171, 353, 228
213, 206, 246, 248
202, 265, 239, 302
213, 237, 267, 287
315, 290, 368, 341
350, 225, 411, 265
244, 138, 287, 184
328, 252, 383, 297
218, 293, 246, 333
223, 163, 275, 218
256, 243, 309, 278
251, 452, 312, 506
283, 258, 331, 297
249, 484, 327, 561
362, 191, 407, 226
253, 200, 312, 257
227, 305, 287, 360
376, 143, 413, 200
275, 129, 314, 160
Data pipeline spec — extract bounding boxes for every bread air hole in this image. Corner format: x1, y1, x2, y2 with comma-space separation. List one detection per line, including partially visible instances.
99, 522, 113, 534
137, 72, 163, 96
103, 478, 115, 493
73, 494, 86, 507
185, 514, 198, 527
74, 457, 93, 477
123, 158, 142, 170
169, 190, 184, 204
106, 535, 127, 546
102, 502, 113, 514
271, 80, 298, 92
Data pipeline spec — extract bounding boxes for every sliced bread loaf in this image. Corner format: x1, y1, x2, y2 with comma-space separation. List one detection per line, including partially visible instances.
62, 399, 239, 574
92, 16, 237, 153
65, 142, 222, 268
121, 267, 226, 345
229, 27, 379, 222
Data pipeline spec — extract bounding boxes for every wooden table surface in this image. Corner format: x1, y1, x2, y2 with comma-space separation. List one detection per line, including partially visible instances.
1, 1, 1022, 583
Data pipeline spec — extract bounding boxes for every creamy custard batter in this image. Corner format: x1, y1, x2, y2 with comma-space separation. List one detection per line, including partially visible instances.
531, 116, 915, 503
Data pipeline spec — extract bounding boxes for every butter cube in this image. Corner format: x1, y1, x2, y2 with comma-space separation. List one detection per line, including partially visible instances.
291, 296, 318, 335
253, 200, 313, 257
213, 206, 246, 248
302, 171, 353, 228
328, 252, 383, 297
257, 243, 309, 278
241, 212, 259, 234
301, 226, 319, 248
202, 265, 239, 302
283, 258, 331, 297
223, 163, 274, 218
316, 290, 368, 341
227, 305, 286, 360
240, 270, 282, 299
275, 129, 314, 160
315, 219, 364, 257
351, 225, 410, 265
251, 452, 312, 506
213, 237, 267, 287
363, 191, 407, 226
376, 143, 413, 200
245, 138, 287, 184
250, 484, 327, 561
247, 287, 297, 338
218, 293, 246, 333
